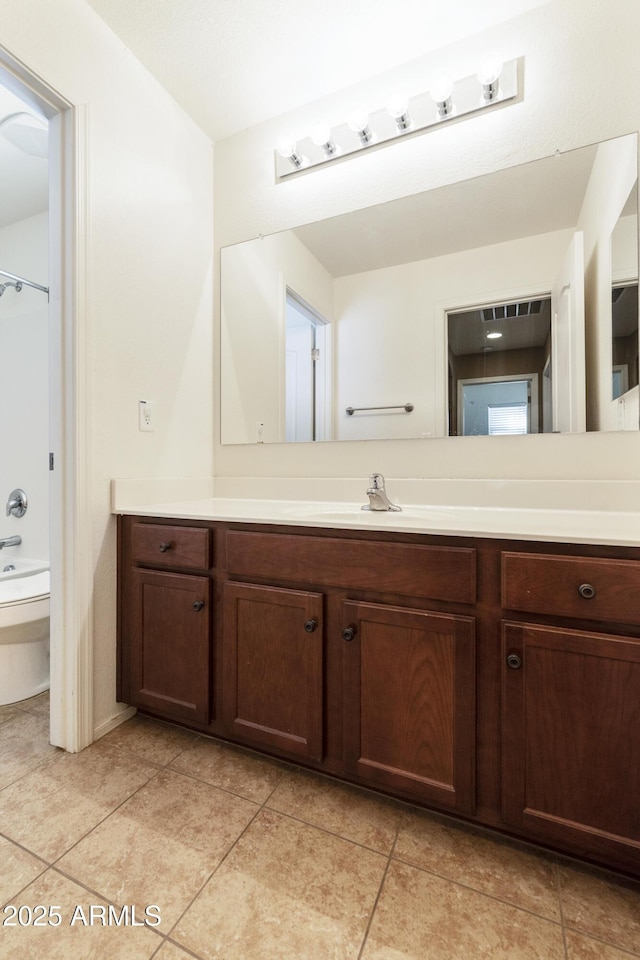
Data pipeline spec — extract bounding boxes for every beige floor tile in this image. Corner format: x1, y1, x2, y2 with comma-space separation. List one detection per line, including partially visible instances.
361, 859, 566, 960
100, 715, 199, 766
0, 741, 158, 861
57, 768, 259, 931
173, 807, 387, 960
16, 690, 50, 717
170, 736, 285, 802
267, 768, 401, 853
394, 809, 561, 920
560, 863, 640, 955
155, 942, 202, 960
0, 703, 22, 723
0, 712, 58, 789
566, 930, 640, 959
0, 869, 161, 959
0, 836, 46, 906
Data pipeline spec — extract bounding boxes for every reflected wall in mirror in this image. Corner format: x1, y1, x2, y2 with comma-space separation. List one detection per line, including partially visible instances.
221, 133, 639, 443
611, 182, 638, 405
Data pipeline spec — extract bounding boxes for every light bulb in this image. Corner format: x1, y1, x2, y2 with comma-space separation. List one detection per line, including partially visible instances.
276, 138, 303, 168
486, 331, 503, 340
310, 123, 337, 156
430, 76, 453, 118
477, 58, 503, 85
477, 57, 503, 102
347, 111, 373, 145
386, 96, 411, 131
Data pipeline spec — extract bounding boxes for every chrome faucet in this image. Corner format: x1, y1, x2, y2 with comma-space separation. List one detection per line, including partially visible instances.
362, 473, 402, 512
0, 536, 21, 549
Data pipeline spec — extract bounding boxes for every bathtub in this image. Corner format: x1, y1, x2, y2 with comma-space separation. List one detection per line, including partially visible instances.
0, 559, 50, 706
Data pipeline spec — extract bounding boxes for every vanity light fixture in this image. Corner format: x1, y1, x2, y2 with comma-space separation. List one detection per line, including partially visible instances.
274, 56, 520, 180
486, 331, 503, 340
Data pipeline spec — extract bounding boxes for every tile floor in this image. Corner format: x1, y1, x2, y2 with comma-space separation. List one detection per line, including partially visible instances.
1, 692, 639, 960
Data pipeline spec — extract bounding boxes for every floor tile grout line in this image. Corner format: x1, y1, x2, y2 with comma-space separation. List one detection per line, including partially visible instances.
356, 821, 401, 960
562, 924, 640, 958
263, 801, 399, 858
556, 859, 570, 960
165, 788, 270, 943
389, 850, 567, 927
45, 765, 165, 869
43, 863, 167, 945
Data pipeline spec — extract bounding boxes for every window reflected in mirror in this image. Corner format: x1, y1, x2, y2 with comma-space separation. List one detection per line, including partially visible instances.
447, 298, 552, 436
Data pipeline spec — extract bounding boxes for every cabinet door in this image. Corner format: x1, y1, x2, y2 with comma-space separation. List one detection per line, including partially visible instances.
502, 622, 640, 873
342, 600, 476, 813
130, 569, 211, 724
223, 582, 324, 761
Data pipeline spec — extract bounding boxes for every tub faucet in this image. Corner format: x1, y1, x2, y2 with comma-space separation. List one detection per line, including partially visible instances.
0, 536, 21, 550
6, 489, 27, 518
362, 473, 402, 512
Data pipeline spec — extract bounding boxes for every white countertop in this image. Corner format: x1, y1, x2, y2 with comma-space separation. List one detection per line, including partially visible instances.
113, 497, 640, 546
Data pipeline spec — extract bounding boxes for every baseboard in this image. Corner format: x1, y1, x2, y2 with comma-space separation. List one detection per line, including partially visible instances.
94, 705, 136, 741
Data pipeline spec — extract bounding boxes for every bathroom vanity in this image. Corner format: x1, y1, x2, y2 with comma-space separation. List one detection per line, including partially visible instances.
117, 503, 640, 877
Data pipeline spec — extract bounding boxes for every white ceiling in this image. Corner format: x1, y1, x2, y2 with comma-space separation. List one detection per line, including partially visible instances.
292, 144, 598, 277
82, 0, 552, 142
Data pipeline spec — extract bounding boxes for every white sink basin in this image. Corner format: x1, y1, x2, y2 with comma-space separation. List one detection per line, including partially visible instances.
282, 503, 461, 524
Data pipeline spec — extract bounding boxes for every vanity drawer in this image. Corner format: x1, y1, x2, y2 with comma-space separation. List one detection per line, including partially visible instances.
131, 522, 212, 570
226, 531, 476, 603
502, 552, 640, 624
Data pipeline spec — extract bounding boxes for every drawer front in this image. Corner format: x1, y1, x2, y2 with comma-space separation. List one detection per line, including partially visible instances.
502, 552, 640, 624
131, 522, 211, 570
226, 532, 476, 604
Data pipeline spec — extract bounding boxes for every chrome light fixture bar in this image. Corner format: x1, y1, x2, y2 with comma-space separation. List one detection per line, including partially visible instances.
275, 57, 520, 180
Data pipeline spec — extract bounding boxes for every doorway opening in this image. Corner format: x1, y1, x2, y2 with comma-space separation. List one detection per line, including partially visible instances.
447, 296, 552, 435
0, 51, 90, 752
284, 288, 331, 442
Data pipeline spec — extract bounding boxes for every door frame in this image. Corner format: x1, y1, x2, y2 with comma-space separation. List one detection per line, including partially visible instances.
0, 50, 92, 751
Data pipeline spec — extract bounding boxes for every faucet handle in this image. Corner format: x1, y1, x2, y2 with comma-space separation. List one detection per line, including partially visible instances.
6, 489, 27, 518
369, 473, 385, 490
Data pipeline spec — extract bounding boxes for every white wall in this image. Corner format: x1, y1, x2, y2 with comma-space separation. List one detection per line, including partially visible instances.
0, 0, 214, 732
334, 229, 572, 440
214, 0, 640, 481
221, 231, 333, 444
578, 135, 637, 431
0, 212, 48, 561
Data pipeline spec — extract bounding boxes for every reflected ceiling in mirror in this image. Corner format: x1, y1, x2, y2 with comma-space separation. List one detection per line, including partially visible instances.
221, 133, 638, 444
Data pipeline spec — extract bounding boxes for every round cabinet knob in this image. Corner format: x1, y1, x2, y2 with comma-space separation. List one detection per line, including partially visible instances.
193, 600, 205, 612
506, 653, 522, 670
159, 541, 172, 553
578, 582, 597, 600
342, 626, 356, 642
304, 619, 318, 633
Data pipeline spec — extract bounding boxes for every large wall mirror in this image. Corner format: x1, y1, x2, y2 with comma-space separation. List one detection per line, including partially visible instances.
221, 133, 639, 443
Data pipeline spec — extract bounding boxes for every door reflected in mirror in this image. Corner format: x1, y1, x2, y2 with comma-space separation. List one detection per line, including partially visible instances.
447, 298, 551, 435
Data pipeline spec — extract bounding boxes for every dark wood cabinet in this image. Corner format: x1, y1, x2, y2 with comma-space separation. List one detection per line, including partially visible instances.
342, 600, 475, 812
117, 514, 640, 877
502, 620, 640, 874
129, 569, 211, 724
223, 581, 324, 760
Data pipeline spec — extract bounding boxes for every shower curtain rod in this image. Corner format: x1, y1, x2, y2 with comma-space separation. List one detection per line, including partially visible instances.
0, 268, 49, 295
